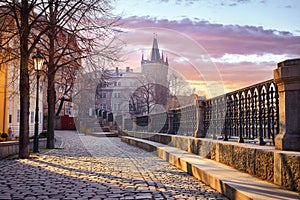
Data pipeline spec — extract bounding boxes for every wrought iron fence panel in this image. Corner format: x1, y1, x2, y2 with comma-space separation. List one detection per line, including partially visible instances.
173, 108, 181, 134
150, 112, 169, 133
207, 79, 278, 144
136, 116, 149, 132
120, 79, 278, 145
177, 105, 196, 136
115, 115, 123, 129
124, 118, 133, 131
204, 100, 211, 136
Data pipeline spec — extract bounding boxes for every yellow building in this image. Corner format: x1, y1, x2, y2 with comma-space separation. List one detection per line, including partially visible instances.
0, 48, 44, 139
1, 12, 44, 139
0, 60, 8, 135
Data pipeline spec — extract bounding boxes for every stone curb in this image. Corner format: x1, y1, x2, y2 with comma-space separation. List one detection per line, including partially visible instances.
121, 136, 300, 200
89, 132, 118, 137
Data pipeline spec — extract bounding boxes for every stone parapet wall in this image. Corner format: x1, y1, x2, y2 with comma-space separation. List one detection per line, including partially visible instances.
123, 131, 300, 192
0, 138, 47, 159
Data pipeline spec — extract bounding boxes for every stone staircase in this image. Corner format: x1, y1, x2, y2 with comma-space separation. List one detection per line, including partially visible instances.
80, 117, 117, 137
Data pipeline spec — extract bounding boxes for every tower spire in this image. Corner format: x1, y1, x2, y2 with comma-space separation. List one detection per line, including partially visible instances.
150, 33, 160, 62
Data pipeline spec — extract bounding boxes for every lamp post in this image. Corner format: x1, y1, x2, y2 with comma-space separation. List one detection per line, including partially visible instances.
32, 50, 44, 153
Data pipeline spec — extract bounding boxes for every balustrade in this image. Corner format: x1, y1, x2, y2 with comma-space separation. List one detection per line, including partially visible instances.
120, 79, 279, 145
204, 79, 279, 144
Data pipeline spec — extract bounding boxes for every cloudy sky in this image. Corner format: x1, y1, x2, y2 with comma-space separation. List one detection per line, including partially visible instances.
112, 0, 300, 96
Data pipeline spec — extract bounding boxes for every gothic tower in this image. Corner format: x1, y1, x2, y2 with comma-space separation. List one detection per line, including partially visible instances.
141, 34, 169, 87
141, 35, 169, 107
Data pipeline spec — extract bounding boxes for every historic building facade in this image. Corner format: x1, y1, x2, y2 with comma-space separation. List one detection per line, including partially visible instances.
0, 47, 44, 138
95, 35, 171, 117
95, 67, 142, 117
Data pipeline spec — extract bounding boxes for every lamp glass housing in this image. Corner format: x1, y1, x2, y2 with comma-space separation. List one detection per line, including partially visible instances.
33, 51, 44, 71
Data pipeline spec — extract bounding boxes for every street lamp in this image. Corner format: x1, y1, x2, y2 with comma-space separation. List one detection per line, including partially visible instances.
32, 50, 44, 153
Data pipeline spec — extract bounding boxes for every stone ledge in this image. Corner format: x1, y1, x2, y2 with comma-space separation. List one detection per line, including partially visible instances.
0, 138, 47, 159
121, 131, 300, 192
122, 136, 300, 200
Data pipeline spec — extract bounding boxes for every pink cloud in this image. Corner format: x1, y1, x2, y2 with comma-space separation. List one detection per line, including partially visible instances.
117, 16, 300, 95
120, 16, 300, 58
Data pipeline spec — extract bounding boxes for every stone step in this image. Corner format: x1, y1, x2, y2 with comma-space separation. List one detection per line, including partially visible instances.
101, 127, 110, 132
90, 132, 118, 137
121, 136, 300, 200
91, 127, 101, 132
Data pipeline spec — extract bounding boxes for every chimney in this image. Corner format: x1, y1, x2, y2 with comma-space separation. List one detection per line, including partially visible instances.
116, 67, 119, 74
126, 67, 130, 72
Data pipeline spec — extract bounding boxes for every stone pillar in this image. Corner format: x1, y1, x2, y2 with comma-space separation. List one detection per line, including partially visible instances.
194, 99, 206, 138
274, 58, 300, 151
147, 115, 152, 132
121, 114, 125, 131
167, 110, 175, 134
132, 116, 137, 132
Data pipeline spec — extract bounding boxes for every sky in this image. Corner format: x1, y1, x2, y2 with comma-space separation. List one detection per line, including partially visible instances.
112, 0, 300, 97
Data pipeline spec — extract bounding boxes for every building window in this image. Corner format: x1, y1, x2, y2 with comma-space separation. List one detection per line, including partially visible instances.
114, 92, 121, 98
17, 110, 20, 123
118, 81, 121, 86
9, 114, 12, 123
100, 103, 106, 110
113, 82, 117, 86
113, 104, 121, 111
31, 111, 34, 124
99, 92, 106, 98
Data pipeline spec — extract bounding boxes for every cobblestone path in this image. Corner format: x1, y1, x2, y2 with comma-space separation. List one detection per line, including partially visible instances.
0, 131, 229, 200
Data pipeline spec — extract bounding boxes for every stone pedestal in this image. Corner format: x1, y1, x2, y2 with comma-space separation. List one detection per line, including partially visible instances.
132, 116, 137, 132
274, 58, 300, 151
167, 110, 175, 134
194, 99, 205, 138
147, 115, 152, 132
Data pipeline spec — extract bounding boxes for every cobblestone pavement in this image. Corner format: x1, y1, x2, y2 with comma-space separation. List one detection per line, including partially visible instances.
0, 131, 229, 200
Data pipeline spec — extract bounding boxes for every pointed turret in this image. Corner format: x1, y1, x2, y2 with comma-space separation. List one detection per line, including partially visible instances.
141, 34, 169, 66
150, 34, 160, 62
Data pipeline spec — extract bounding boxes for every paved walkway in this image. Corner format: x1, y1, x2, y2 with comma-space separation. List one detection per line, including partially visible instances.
0, 131, 228, 200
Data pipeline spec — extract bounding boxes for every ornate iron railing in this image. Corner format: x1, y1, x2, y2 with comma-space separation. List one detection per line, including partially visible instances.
119, 79, 279, 145
204, 79, 279, 144
173, 105, 197, 136
115, 115, 123, 130
149, 112, 168, 133
124, 118, 133, 131
136, 116, 149, 132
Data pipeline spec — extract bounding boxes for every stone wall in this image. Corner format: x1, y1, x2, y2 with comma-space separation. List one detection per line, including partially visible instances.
0, 138, 47, 159
123, 131, 300, 192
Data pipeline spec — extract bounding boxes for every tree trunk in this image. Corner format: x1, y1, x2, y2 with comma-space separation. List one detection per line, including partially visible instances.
47, 0, 56, 149
19, 1, 30, 159
47, 77, 56, 149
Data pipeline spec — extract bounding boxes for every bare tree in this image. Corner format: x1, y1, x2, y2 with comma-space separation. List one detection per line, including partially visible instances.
55, 66, 76, 116
0, 1, 48, 158
34, 0, 121, 148
168, 70, 194, 96
129, 78, 170, 116
0, 0, 121, 153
